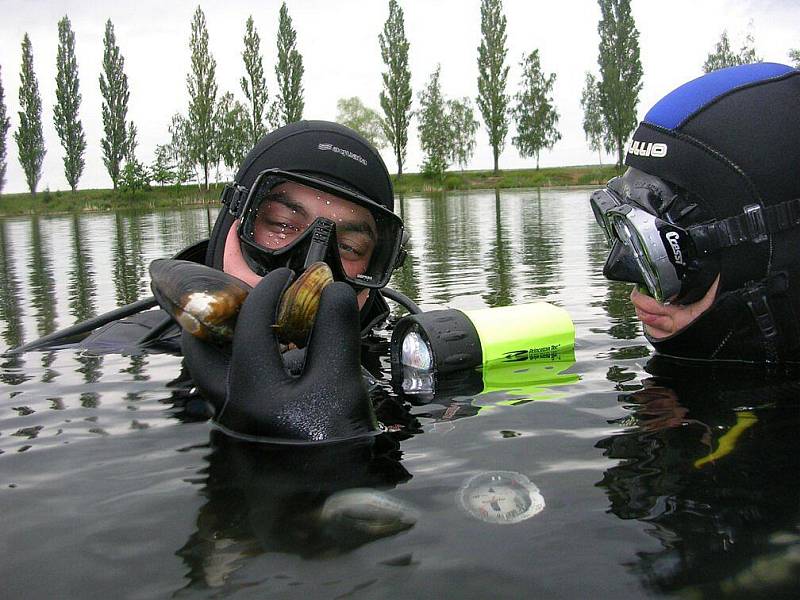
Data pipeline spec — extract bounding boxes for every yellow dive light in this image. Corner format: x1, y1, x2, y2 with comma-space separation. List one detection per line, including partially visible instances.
390, 302, 575, 380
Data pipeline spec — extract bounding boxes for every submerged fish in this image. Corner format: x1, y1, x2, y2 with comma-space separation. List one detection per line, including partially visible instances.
149, 259, 333, 347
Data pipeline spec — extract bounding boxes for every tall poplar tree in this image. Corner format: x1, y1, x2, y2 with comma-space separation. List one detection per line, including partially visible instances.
15, 34, 45, 195
511, 49, 561, 170
476, 0, 509, 175
597, 0, 642, 169
379, 0, 412, 176
54, 16, 86, 192
448, 98, 478, 171
417, 66, 451, 181
580, 72, 610, 166
0, 66, 10, 194
274, 2, 304, 126
99, 19, 131, 190
186, 5, 218, 190
240, 16, 268, 146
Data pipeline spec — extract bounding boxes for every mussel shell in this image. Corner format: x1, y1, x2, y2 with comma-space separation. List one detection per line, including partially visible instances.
149, 259, 252, 343
275, 262, 334, 348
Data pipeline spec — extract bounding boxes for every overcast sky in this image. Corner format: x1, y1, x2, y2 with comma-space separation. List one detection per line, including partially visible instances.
0, 0, 798, 194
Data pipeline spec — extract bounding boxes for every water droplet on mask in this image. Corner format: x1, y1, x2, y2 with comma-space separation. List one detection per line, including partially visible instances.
325, 200, 331, 205
278, 233, 286, 239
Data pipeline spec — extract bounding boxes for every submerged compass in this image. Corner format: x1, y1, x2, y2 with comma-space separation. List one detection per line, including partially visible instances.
458, 471, 545, 524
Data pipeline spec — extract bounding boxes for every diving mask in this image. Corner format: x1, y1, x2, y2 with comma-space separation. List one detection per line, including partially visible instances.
591, 177, 800, 304
222, 169, 405, 288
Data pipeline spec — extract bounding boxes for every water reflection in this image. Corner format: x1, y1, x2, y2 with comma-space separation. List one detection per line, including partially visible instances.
519, 188, 562, 299
388, 196, 421, 310
484, 189, 513, 306
28, 216, 57, 338
177, 432, 412, 591
596, 358, 800, 596
0, 220, 23, 352
113, 212, 147, 306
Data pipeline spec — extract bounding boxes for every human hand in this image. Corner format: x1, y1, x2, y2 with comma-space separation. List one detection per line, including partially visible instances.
630, 276, 720, 339
182, 267, 378, 441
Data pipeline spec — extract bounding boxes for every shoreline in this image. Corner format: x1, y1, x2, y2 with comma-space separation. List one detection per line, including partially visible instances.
0, 164, 618, 216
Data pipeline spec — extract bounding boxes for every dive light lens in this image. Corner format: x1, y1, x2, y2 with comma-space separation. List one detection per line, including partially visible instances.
400, 325, 433, 371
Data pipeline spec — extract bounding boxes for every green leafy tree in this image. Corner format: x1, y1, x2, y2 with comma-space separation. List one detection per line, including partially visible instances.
790, 48, 800, 68
15, 34, 45, 195
0, 66, 10, 194
511, 49, 561, 170
379, 0, 412, 176
597, 0, 643, 169
336, 97, 388, 149
274, 2, 304, 126
417, 66, 451, 181
477, 0, 510, 174
215, 91, 250, 174
54, 16, 86, 192
703, 29, 761, 73
580, 72, 611, 166
99, 20, 132, 190
150, 144, 175, 187
119, 158, 149, 194
240, 16, 269, 146
186, 5, 218, 190
168, 113, 195, 186
447, 97, 478, 171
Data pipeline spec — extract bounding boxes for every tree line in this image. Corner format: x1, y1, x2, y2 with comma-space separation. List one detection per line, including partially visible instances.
0, 0, 796, 196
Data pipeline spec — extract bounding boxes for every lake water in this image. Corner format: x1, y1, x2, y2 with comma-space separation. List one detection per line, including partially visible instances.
1, 189, 799, 598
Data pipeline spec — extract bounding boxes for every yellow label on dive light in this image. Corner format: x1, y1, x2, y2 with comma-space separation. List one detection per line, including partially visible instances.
462, 303, 576, 368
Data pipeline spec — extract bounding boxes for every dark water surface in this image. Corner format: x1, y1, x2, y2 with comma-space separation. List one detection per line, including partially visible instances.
1, 190, 799, 599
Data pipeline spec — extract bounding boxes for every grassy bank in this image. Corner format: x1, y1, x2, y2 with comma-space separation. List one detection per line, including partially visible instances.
0, 184, 222, 216
0, 164, 618, 216
391, 164, 617, 194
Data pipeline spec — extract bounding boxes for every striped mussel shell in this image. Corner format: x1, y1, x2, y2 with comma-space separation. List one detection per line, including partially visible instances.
274, 262, 334, 348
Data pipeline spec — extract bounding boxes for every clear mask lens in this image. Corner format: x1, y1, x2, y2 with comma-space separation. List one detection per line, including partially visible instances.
237, 170, 404, 288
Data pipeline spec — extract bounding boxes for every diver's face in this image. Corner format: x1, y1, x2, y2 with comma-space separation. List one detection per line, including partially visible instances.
251, 181, 378, 281
223, 181, 378, 309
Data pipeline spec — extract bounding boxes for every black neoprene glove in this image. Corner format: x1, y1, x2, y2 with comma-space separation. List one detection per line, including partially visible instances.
181, 268, 378, 441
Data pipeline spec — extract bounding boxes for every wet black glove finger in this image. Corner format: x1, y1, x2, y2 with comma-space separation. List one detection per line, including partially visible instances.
219, 272, 377, 441
180, 329, 231, 413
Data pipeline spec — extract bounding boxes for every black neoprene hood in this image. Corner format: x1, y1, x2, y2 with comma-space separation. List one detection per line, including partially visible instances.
621, 63, 800, 363
206, 120, 395, 270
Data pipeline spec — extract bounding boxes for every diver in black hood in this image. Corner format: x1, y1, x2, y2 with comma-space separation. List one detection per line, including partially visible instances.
18, 121, 413, 442
591, 62, 800, 364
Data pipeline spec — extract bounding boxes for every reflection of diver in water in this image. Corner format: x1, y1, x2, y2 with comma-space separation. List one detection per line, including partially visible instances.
177, 431, 414, 591
596, 357, 800, 596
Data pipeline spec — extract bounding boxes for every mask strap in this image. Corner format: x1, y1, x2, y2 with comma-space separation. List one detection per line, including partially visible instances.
692, 198, 800, 255
221, 183, 249, 217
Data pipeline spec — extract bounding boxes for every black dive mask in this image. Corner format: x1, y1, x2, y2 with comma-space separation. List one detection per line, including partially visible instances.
591, 170, 800, 305
222, 169, 406, 288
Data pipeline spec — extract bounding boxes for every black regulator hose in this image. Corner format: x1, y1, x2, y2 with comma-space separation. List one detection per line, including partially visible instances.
381, 287, 422, 315
11, 296, 158, 354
